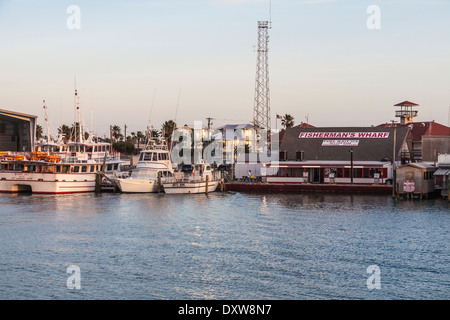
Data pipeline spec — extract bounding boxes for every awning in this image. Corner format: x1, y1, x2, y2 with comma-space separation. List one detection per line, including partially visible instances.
434, 167, 450, 176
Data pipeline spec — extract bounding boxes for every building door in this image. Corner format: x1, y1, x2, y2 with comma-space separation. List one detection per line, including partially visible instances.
313, 168, 323, 184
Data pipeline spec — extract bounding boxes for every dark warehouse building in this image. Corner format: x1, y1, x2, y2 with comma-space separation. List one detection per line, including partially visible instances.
0, 109, 37, 152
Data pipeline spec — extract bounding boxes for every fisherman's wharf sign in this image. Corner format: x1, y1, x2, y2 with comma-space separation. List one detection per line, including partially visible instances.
299, 132, 390, 139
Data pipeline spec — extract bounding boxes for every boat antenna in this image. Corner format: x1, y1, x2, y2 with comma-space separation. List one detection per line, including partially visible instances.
148, 88, 156, 126
144, 89, 157, 149
174, 87, 181, 124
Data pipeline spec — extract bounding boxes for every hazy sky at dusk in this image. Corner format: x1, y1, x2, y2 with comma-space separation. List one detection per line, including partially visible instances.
0, 0, 449, 137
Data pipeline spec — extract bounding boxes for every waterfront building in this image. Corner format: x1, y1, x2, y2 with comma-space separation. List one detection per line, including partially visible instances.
0, 109, 37, 152
377, 101, 450, 161
434, 153, 450, 199
396, 162, 436, 198
263, 126, 412, 185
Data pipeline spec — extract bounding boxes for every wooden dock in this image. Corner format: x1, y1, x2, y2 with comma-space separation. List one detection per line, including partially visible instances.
225, 182, 393, 194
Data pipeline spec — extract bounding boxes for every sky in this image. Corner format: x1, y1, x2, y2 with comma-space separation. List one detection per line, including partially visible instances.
0, 0, 449, 138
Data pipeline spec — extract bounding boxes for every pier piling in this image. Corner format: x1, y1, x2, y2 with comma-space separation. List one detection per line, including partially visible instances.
157, 172, 162, 193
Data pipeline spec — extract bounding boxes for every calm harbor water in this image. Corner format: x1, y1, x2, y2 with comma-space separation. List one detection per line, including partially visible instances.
0, 191, 448, 300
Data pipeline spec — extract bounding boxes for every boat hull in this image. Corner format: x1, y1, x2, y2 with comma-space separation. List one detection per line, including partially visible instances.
163, 180, 219, 194
0, 172, 95, 194
115, 178, 158, 193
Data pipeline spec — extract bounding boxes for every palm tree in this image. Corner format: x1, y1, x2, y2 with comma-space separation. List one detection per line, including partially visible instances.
58, 124, 71, 142
161, 120, 176, 138
36, 125, 43, 140
136, 131, 145, 151
282, 114, 294, 129
111, 125, 122, 142
150, 129, 160, 138
161, 120, 176, 146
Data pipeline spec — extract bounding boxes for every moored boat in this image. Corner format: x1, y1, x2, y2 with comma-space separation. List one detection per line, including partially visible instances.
114, 137, 173, 193
163, 162, 220, 194
0, 148, 122, 194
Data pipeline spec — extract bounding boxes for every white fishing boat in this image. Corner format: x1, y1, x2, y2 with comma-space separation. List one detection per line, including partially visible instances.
0, 144, 123, 194
114, 137, 173, 193
0, 91, 124, 194
163, 162, 221, 194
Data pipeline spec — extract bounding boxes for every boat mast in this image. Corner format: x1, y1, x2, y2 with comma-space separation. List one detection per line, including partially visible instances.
74, 78, 84, 143
43, 100, 51, 145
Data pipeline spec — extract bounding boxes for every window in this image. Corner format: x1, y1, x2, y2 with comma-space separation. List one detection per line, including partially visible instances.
279, 168, 286, 177
73, 166, 80, 173
424, 171, 432, 180
143, 153, 153, 161
337, 168, 343, 178
114, 164, 118, 170
344, 168, 350, 178
90, 166, 95, 173
363, 168, 370, 178
107, 164, 113, 171
81, 166, 87, 173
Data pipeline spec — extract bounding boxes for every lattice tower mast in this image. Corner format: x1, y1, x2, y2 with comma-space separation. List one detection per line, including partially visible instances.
253, 17, 271, 145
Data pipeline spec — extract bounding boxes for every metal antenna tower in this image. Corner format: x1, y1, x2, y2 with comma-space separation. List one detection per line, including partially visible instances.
253, 20, 271, 145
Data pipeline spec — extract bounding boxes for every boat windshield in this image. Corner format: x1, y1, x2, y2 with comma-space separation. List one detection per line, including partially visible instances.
140, 152, 158, 161
131, 170, 158, 180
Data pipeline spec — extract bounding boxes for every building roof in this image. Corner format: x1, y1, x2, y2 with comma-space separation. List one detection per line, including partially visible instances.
280, 126, 411, 162
0, 109, 38, 121
377, 121, 450, 142
394, 101, 419, 107
398, 162, 435, 170
294, 122, 315, 128
434, 167, 450, 176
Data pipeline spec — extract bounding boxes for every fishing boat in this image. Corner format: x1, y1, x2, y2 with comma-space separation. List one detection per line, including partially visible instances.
114, 137, 173, 193
162, 162, 221, 194
0, 143, 123, 194
0, 91, 125, 194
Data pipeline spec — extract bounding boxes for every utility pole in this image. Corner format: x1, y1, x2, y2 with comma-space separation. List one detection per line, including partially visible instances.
392, 128, 397, 198
350, 148, 354, 184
